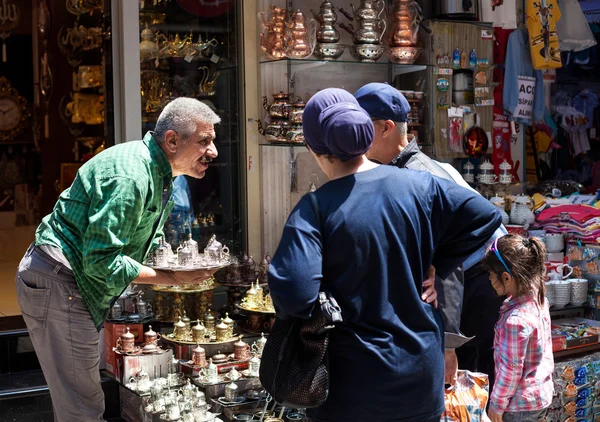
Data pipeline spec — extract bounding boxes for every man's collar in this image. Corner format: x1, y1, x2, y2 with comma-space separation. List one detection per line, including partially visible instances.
144, 132, 172, 179
389, 136, 418, 166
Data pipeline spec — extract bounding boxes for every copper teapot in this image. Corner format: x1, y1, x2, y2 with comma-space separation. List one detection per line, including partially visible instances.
289, 98, 306, 124
390, 0, 423, 47
339, 0, 387, 44
259, 5, 287, 60
263, 91, 292, 119
312, 1, 340, 43
285, 10, 316, 59
257, 119, 290, 143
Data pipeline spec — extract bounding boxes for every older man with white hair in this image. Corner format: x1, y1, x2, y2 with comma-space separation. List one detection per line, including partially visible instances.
15, 98, 221, 421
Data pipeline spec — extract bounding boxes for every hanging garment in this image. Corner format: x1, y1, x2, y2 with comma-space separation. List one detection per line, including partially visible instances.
572, 89, 599, 129
503, 29, 545, 124
526, 0, 563, 69
494, 28, 515, 108
492, 110, 514, 173
481, 0, 518, 29
557, 0, 597, 52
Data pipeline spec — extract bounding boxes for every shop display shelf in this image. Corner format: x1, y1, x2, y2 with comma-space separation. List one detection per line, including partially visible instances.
140, 56, 238, 72
260, 57, 429, 76
554, 342, 600, 360
259, 142, 306, 148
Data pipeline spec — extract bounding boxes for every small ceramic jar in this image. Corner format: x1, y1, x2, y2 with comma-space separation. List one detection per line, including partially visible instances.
462, 160, 475, 183
499, 160, 513, 184
489, 196, 509, 226
477, 160, 496, 184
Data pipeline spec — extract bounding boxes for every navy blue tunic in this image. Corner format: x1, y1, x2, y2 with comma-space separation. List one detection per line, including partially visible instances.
268, 166, 502, 421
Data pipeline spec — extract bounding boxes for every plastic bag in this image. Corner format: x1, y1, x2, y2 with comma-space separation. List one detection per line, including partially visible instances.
440, 370, 491, 422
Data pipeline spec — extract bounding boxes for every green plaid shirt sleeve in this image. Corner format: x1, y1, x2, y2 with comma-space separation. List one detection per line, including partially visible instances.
82, 175, 145, 293
35, 134, 173, 327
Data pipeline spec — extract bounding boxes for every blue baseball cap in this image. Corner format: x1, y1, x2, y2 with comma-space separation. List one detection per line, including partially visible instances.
354, 82, 410, 123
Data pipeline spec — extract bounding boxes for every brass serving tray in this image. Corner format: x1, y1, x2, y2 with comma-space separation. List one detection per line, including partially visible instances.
150, 280, 220, 294
236, 303, 276, 315
161, 333, 238, 346
147, 261, 230, 272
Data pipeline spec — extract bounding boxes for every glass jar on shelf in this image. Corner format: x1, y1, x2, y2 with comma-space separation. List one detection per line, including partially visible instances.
462, 160, 475, 183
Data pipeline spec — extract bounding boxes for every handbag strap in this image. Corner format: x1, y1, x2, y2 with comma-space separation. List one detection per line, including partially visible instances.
308, 192, 343, 326
308, 192, 321, 231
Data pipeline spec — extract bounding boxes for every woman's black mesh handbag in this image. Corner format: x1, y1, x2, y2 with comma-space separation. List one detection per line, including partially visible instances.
259, 193, 342, 408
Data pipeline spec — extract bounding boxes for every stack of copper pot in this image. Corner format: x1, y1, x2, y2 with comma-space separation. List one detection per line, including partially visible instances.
388, 0, 424, 64
259, 6, 315, 60
257, 92, 306, 144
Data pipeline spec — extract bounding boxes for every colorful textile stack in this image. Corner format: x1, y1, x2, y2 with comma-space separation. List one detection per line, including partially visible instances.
536, 205, 600, 244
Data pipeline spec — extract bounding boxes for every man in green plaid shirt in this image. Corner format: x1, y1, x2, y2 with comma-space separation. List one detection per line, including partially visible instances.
15, 98, 220, 421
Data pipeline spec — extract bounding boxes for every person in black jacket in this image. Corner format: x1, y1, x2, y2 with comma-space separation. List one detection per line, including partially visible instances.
355, 82, 507, 390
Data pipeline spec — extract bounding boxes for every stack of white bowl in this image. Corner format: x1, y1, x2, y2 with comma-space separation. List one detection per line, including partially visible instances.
553, 280, 571, 308
569, 278, 589, 306
545, 281, 555, 307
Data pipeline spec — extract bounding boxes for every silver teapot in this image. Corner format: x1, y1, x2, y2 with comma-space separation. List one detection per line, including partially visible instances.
312, 1, 340, 43
339, 0, 387, 45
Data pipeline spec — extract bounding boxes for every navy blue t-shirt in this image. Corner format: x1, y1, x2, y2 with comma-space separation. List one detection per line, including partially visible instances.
268, 165, 502, 421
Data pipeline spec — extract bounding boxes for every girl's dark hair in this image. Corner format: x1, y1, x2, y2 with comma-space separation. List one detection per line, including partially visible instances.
481, 234, 547, 305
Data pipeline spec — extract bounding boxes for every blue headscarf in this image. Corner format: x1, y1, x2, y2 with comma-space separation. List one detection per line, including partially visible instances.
302, 88, 374, 161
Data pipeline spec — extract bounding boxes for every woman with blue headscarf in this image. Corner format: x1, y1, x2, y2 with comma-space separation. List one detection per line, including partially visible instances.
267, 88, 502, 421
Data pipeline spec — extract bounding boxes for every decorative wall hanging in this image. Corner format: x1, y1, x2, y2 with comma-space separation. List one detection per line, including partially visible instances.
38, 0, 52, 141
0, 77, 31, 142
0, 0, 20, 62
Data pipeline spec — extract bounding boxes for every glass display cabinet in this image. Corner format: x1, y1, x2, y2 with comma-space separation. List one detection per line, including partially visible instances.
135, 0, 244, 253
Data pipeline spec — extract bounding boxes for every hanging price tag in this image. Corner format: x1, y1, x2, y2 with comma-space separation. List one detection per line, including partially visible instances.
184, 54, 194, 63
210, 54, 220, 64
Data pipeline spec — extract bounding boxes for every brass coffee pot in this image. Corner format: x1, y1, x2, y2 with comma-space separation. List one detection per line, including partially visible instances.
285, 10, 316, 59
339, 0, 387, 45
312, 1, 340, 43
259, 5, 287, 60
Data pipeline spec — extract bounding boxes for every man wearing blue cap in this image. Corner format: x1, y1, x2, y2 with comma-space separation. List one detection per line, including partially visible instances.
355, 82, 507, 392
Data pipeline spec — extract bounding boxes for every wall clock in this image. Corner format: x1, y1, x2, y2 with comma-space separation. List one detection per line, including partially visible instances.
0, 76, 30, 142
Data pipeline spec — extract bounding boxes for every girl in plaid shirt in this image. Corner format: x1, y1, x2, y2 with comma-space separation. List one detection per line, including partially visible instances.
482, 234, 554, 422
